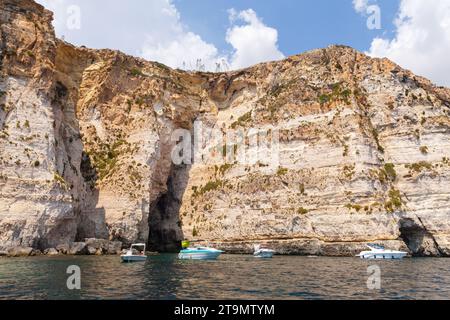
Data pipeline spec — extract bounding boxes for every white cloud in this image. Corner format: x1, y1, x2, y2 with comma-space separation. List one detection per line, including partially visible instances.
139, 1, 225, 71
367, 0, 450, 87
36, 0, 285, 72
141, 32, 221, 71
226, 9, 285, 70
353, 0, 370, 14
142, 7, 285, 71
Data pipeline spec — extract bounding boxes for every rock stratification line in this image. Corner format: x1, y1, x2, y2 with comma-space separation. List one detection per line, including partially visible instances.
1, 0, 450, 256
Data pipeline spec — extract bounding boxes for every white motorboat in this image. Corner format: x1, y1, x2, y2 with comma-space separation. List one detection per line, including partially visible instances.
121, 243, 147, 262
253, 245, 275, 258
357, 244, 408, 260
178, 246, 223, 260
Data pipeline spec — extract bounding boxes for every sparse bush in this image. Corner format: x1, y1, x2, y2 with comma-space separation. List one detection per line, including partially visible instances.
385, 188, 403, 213
230, 111, 252, 129
319, 94, 330, 105
218, 163, 233, 175
372, 128, 384, 153
383, 163, 397, 181
343, 165, 355, 179
318, 83, 352, 105
53, 172, 66, 187
343, 144, 349, 157
345, 203, 362, 212
130, 68, 144, 77
420, 146, 429, 154
299, 183, 305, 195
406, 161, 432, 173
193, 180, 226, 198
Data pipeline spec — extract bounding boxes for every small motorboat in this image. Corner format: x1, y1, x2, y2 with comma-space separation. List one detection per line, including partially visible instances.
253, 244, 275, 258
178, 246, 223, 260
357, 244, 408, 260
121, 243, 147, 262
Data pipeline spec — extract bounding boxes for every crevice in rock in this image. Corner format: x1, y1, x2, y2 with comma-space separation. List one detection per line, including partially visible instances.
417, 216, 445, 257
147, 165, 187, 253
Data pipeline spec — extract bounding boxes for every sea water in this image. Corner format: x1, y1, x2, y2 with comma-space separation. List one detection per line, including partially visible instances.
1, 254, 449, 300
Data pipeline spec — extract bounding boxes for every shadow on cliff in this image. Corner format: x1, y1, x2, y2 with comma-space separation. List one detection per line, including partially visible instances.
147, 164, 189, 253
51, 80, 107, 245
399, 217, 443, 256
76, 151, 107, 241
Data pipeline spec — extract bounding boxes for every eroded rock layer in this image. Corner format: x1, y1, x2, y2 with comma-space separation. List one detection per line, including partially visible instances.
1, 0, 450, 256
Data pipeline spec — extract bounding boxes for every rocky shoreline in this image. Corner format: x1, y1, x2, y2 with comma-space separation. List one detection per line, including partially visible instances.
1, 238, 447, 258
0, 238, 123, 257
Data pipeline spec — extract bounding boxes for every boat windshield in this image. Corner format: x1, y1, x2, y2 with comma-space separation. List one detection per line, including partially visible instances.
368, 244, 385, 250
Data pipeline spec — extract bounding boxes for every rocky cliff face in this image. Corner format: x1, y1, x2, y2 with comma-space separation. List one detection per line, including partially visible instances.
1, 0, 450, 256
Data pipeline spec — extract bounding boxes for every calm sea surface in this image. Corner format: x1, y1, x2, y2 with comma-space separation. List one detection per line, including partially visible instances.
0, 254, 449, 300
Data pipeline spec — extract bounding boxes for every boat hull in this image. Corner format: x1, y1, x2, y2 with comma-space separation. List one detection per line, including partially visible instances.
359, 252, 407, 260
254, 251, 274, 258
178, 252, 222, 260
178, 249, 223, 260
121, 255, 147, 263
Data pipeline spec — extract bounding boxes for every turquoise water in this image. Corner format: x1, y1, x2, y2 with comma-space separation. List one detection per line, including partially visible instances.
1, 254, 450, 300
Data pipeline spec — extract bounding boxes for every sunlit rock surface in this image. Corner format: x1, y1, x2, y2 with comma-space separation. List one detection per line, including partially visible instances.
1, 0, 450, 256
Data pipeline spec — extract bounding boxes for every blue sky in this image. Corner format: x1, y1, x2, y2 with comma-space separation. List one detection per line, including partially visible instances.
173, 0, 399, 57
36, 0, 450, 86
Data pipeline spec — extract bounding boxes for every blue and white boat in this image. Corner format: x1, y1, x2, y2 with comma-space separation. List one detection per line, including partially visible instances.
357, 244, 408, 260
121, 243, 147, 262
178, 247, 223, 260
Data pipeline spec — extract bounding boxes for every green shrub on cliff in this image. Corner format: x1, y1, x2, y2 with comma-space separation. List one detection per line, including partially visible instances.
371, 128, 384, 153
193, 179, 226, 198
130, 68, 144, 77
383, 163, 397, 181
385, 188, 403, 213
406, 161, 432, 173
53, 172, 67, 188
318, 83, 352, 106
345, 203, 362, 212
230, 111, 252, 129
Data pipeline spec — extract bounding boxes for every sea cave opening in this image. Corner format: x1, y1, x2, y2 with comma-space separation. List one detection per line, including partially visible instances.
147, 165, 188, 253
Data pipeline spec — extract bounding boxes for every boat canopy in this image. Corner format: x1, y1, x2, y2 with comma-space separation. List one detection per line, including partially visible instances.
367, 244, 385, 250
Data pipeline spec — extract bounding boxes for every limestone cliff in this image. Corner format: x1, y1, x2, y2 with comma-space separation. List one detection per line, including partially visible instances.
1, 0, 450, 256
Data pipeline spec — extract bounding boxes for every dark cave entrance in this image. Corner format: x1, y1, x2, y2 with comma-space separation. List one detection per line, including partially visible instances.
398, 217, 440, 256
147, 166, 188, 253
399, 218, 425, 255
